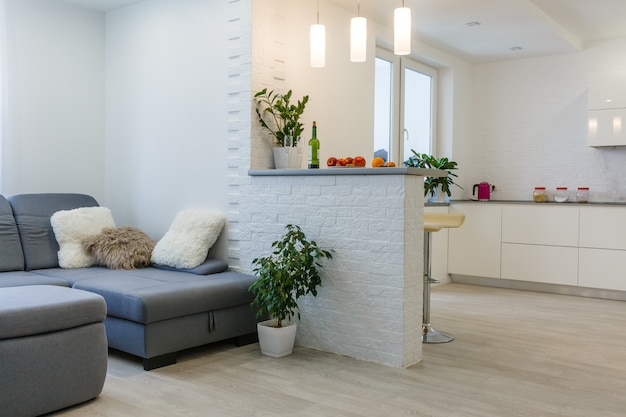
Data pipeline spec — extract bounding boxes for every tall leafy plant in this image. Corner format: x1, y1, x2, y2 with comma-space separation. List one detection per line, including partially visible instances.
254, 88, 309, 147
250, 224, 332, 328
404, 150, 462, 197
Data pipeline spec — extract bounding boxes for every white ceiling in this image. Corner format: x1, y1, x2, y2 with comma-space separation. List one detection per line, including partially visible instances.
59, 0, 145, 12
330, 0, 626, 63
59, 0, 626, 63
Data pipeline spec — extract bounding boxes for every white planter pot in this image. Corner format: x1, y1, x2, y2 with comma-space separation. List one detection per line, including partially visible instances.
272, 148, 301, 169
428, 186, 450, 203
257, 319, 297, 358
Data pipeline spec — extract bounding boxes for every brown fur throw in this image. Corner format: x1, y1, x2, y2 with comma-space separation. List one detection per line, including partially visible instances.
82, 226, 156, 270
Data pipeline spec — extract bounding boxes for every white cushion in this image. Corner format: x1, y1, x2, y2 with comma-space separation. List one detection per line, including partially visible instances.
51, 207, 116, 268
151, 209, 226, 269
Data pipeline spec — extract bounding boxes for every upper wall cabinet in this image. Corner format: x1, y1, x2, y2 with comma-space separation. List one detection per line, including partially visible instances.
588, 72, 626, 147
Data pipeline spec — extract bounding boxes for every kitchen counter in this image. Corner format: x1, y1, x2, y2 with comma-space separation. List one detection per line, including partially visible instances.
249, 167, 446, 177
451, 199, 626, 206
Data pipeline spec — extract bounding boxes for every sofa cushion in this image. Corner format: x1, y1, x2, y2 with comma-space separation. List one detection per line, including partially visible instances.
34, 267, 257, 324
153, 257, 229, 275
83, 226, 156, 270
51, 207, 116, 269
8, 194, 100, 270
151, 209, 226, 269
0, 285, 106, 340
0, 271, 71, 288
0, 195, 25, 272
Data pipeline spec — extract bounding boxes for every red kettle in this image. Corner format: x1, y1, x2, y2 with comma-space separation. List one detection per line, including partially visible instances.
473, 182, 495, 201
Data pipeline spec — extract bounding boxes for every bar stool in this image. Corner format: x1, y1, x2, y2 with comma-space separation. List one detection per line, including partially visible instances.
422, 212, 465, 343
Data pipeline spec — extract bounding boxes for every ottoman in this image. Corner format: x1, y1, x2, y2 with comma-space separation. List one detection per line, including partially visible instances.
0, 285, 108, 417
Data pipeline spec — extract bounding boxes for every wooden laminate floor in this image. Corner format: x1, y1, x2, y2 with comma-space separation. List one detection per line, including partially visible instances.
52, 284, 626, 417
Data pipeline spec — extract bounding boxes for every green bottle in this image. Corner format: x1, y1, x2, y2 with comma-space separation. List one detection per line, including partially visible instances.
308, 121, 320, 169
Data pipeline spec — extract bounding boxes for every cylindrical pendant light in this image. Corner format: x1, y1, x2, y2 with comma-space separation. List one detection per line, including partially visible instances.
350, 1, 367, 62
310, 1, 325, 67
394, 1, 411, 55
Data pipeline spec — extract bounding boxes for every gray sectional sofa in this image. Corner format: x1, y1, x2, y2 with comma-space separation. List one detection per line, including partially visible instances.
0, 193, 260, 371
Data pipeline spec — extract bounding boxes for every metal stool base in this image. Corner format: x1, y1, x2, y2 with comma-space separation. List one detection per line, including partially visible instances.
422, 324, 455, 343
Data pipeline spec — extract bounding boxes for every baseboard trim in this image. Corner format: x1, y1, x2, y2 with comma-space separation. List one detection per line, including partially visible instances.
449, 274, 626, 302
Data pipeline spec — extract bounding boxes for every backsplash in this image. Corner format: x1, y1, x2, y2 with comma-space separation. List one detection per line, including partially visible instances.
460, 37, 626, 203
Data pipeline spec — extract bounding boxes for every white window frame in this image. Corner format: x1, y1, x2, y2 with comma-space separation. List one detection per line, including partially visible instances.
375, 48, 438, 164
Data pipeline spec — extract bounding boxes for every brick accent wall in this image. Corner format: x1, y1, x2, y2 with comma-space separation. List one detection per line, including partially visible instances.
239, 173, 424, 367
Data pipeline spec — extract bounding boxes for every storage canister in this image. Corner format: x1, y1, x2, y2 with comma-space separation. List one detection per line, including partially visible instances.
576, 187, 589, 203
533, 187, 547, 202
554, 187, 568, 203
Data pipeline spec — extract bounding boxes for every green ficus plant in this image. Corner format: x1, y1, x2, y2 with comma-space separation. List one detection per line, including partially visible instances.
250, 224, 332, 328
254, 88, 309, 147
404, 150, 462, 197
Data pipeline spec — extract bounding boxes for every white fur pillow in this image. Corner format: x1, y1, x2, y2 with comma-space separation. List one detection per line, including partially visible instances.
51, 207, 116, 268
151, 209, 226, 269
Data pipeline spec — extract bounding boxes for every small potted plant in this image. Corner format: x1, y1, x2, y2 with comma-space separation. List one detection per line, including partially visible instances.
249, 224, 332, 358
405, 150, 462, 202
254, 88, 309, 169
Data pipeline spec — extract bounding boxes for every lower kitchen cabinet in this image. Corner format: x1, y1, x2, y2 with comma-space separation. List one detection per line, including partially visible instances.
579, 248, 626, 291
448, 202, 626, 294
501, 243, 578, 286
448, 203, 502, 279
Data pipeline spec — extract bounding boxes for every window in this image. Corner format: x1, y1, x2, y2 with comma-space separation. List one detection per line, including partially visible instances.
374, 49, 437, 164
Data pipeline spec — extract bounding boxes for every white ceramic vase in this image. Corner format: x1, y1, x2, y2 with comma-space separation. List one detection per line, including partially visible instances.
257, 319, 297, 358
272, 147, 301, 169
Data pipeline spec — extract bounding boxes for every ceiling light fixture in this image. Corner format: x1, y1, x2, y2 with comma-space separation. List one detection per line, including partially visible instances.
350, 0, 367, 62
510, 46, 523, 51
310, 0, 326, 68
394, 0, 411, 56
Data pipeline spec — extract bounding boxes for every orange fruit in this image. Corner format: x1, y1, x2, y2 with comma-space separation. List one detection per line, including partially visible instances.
372, 157, 385, 167
386, 161, 396, 167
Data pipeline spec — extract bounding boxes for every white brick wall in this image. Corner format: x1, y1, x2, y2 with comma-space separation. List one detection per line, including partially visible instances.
230, 0, 424, 366
469, 41, 626, 203
239, 173, 424, 367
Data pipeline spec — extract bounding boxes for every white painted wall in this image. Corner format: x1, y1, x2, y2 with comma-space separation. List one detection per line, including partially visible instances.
252, 0, 473, 204
469, 36, 626, 203
1, 0, 105, 199
104, 0, 231, 256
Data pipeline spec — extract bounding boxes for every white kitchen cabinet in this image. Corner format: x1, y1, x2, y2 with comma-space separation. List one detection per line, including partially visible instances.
501, 243, 578, 285
578, 206, 626, 291
424, 205, 451, 283
448, 203, 502, 279
448, 202, 626, 294
500, 205, 579, 285
579, 206, 626, 250
502, 205, 579, 247
587, 72, 626, 147
579, 248, 626, 291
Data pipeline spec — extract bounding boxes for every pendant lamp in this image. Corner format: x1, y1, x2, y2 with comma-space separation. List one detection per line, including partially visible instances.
350, 1, 367, 62
394, 1, 411, 55
310, 1, 325, 67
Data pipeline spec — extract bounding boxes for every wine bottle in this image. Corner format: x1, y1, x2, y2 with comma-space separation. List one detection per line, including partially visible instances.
308, 121, 320, 169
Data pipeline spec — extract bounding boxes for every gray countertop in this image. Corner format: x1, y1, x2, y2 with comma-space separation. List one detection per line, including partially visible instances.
249, 167, 447, 177
450, 199, 626, 206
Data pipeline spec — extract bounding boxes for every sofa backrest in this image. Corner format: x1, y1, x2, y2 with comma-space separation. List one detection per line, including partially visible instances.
0, 195, 25, 272
8, 193, 99, 271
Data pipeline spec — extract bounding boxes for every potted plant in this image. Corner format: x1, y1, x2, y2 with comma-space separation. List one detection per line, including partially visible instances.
254, 88, 309, 169
404, 150, 462, 202
249, 224, 332, 358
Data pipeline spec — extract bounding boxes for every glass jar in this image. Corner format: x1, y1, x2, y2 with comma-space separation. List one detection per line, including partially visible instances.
576, 187, 589, 203
554, 187, 568, 203
533, 187, 547, 203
